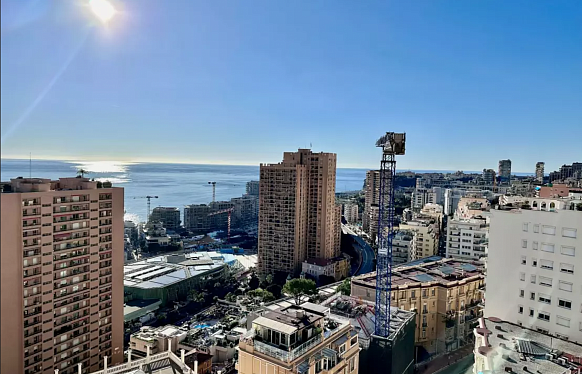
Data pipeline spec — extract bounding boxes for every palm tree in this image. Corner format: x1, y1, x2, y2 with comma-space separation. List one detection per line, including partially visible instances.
76, 168, 89, 178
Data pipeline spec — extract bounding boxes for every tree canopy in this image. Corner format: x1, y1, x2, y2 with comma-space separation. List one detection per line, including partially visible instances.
283, 278, 316, 305
337, 278, 351, 296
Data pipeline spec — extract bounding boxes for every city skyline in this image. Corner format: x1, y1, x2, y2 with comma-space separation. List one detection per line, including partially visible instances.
2, 1, 581, 170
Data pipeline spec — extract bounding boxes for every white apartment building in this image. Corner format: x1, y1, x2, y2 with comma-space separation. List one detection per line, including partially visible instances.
392, 230, 413, 264
484, 201, 582, 344
444, 189, 463, 216
343, 204, 359, 224
446, 217, 489, 260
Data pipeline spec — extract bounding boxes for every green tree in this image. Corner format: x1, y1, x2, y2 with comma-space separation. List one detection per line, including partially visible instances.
283, 278, 316, 305
265, 274, 274, 285
337, 278, 351, 296
266, 284, 282, 299
247, 289, 275, 303
249, 272, 260, 290
76, 168, 89, 178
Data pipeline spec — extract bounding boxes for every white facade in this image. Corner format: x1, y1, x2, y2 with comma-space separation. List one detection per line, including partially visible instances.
484, 207, 582, 344
392, 230, 413, 264
446, 217, 489, 260
444, 189, 463, 216
343, 204, 359, 224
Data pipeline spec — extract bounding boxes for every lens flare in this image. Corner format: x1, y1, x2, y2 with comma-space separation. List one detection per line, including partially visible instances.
89, 0, 116, 23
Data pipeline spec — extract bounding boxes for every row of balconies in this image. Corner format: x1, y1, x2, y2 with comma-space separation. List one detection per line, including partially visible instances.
54, 282, 89, 300
54, 292, 90, 309
23, 208, 40, 217
53, 317, 88, 337
54, 300, 88, 318
54, 196, 90, 204
53, 213, 90, 224
23, 239, 40, 248
54, 240, 89, 252
53, 204, 90, 214
24, 248, 41, 258
54, 335, 88, 355
53, 248, 90, 262
54, 326, 90, 346
53, 221, 89, 234
99, 194, 112, 200
55, 309, 90, 327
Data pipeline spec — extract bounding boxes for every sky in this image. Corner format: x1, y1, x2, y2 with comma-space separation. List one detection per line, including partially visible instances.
1, 0, 581, 172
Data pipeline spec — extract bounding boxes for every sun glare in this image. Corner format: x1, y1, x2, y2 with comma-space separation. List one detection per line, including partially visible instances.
89, 0, 116, 23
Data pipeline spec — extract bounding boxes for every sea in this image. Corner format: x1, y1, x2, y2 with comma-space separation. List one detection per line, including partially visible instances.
0, 159, 368, 223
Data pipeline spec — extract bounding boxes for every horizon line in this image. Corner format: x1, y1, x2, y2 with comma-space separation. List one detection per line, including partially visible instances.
1, 157, 538, 174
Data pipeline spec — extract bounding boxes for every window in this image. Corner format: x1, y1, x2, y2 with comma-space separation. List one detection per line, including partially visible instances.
532, 259, 537, 267
560, 263, 574, 274
562, 228, 577, 238
519, 272, 525, 281
561, 246, 575, 256
539, 276, 552, 287
538, 294, 551, 304
533, 241, 538, 250
523, 223, 528, 232
542, 225, 556, 235
541, 243, 555, 253
522, 240, 528, 248
533, 224, 539, 233
537, 312, 550, 322
530, 292, 535, 300
521, 256, 527, 265
531, 275, 536, 284
556, 316, 570, 327
518, 305, 523, 314
529, 308, 534, 317
349, 357, 356, 372
559, 281, 573, 292
539, 259, 553, 270
519, 290, 524, 298
558, 299, 571, 309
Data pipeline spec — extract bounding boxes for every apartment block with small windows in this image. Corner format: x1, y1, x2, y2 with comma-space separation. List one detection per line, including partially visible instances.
362, 170, 380, 237
258, 149, 342, 277
149, 207, 181, 231
446, 217, 489, 261
485, 199, 582, 344
351, 258, 485, 355
237, 302, 360, 374
1, 177, 124, 374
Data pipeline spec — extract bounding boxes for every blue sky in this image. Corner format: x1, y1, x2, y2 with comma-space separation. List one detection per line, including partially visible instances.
1, 0, 581, 172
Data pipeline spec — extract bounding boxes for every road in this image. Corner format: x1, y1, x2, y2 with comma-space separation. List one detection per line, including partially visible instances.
342, 224, 375, 275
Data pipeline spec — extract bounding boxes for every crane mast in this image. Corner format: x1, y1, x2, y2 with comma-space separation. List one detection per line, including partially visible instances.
374, 132, 406, 338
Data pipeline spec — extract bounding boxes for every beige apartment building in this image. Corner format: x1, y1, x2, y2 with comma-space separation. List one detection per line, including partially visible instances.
362, 170, 380, 239
258, 149, 341, 277
351, 258, 485, 355
1, 177, 124, 374
237, 302, 360, 374
398, 221, 439, 261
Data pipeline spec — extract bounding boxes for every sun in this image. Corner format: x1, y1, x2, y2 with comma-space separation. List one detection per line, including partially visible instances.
89, 0, 116, 23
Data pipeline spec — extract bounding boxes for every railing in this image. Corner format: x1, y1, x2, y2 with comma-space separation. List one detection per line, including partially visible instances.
253, 334, 323, 363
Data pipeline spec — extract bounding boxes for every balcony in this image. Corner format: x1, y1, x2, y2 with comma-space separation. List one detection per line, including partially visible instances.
55, 310, 90, 327
99, 194, 112, 200
253, 333, 323, 363
54, 258, 90, 272
23, 239, 40, 248
54, 292, 90, 309
53, 318, 89, 337
22, 220, 40, 228
54, 240, 89, 252
23, 268, 41, 278
24, 327, 42, 338
54, 232, 89, 243
54, 248, 90, 262
53, 204, 89, 214
53, 213, 89, 224
54, 283, 89, 299
54, 196, 89, 204
54, 222, 89, 234
23, 209, 41, 217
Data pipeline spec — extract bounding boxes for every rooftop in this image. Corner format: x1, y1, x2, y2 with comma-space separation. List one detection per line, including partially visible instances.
475, 317, 582, 374
353, 257, 484, 288
1, 176, 118, 193
123, 252, 226, 290
322, 295, 415, 344
255, 304, 325, 334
